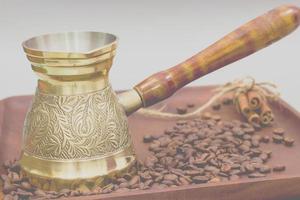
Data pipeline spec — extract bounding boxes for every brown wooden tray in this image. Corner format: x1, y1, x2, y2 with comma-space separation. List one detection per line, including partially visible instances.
1, 86, 300, 200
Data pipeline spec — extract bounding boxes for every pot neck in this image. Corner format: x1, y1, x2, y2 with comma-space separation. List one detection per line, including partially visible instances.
36, 73, 110, 95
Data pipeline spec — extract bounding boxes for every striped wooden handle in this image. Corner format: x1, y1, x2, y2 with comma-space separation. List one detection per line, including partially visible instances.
134, 5, 300, 107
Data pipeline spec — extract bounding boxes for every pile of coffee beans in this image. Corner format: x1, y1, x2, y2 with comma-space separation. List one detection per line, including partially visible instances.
141, 113, 287, 185
1, 112, 293, 199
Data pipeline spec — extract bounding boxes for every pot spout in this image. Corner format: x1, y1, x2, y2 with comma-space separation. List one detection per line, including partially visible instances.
118, 89, 143, 116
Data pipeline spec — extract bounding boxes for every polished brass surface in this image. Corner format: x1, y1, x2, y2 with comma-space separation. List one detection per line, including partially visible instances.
23, 86, 131, 160
20, 145, 135, 191
21, 32, 143, 190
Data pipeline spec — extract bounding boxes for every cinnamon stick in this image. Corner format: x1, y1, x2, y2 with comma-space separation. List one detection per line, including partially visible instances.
247, 90, 263, 110
260, 101, 274, 125
237, 93, 251, 116
246, 111, 260, 124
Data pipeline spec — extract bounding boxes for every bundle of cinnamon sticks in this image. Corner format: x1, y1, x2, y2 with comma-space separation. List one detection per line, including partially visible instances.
235, 90, 274, 126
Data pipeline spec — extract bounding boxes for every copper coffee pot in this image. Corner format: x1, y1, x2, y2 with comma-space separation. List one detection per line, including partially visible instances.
20, 5, 299, 190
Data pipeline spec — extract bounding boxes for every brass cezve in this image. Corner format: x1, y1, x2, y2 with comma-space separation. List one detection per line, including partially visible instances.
21, 32, 142, 190
20, 5, 300, 191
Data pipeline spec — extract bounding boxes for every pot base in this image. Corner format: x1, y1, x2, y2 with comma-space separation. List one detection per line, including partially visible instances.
19, 145, 136, 191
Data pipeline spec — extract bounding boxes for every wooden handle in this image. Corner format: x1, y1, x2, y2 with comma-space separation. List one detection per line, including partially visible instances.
134, 5, 300, 107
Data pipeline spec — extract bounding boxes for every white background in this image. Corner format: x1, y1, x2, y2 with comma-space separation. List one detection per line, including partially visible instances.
0, 0, 300, 110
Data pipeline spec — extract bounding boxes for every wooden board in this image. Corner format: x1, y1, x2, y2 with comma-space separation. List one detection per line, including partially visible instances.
1, 86, 300, 200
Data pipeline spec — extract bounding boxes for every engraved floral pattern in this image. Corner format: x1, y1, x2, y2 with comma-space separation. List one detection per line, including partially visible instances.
23, 86, 131, 160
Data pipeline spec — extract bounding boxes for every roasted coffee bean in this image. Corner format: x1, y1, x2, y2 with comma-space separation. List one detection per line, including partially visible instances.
243, 134, 252, 140
149, 171, 161, 178
154, 175, 163, 182
149, 142, 160, 151
139, 182, 147, 189
144, 155, 158, 168
140, 172, 152, 181
208, 177, 221, 183
220, 164, 232, 173
259, 165, 271, 174
159, 136, 171, 147
259, 153, 269, 162
232, 127, 244, 137
193, 159, 207, 167
251, 157, 263, 164
273, 165, 286, 172
129, 176, 140, 187
178, 177, 190, 185
243, 127, 255, 135
143, 135, 154, 143
273, 128, 285, 136
176, 107, 187, 114
187, 103, 195, 108
284, 137, 294, 146
20, 181, 32, 191
161, 180, 174, 186
69, 190, 81, 196
119, 182, 130, 188
261, 136, 270, 143
192, 176, 210, 184
204, 164, 218, 171
250, 148, 261, 157
202, 112, 212, 120
239, 144, 250, 152
212, 115, 221, 121
218, 172, 229, 177
170, 169, 185, 177
245, 164, 255, 173
209, 159, 219, 166
164, 128, 174, 135
222, 97, 233, 105
231, 163, 241, 169
212, 103, 221, 110
164, 174, 178, 182
251, 140, 260, 148
252, 135, 262, 142
243, 140, 252, 147
272, 135, 283, 144
16, 188, 33, 197
177, 120, 188, 126
248, 173, 266, 178
102, 187, 113, 194
156, 152, 167, 159
252, 122, 261, 131
117, 178, 127, 183
144, 179, 154, 187
185, 169, 204, 176
34, 189, 47, 197
186, 134, 198, 143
